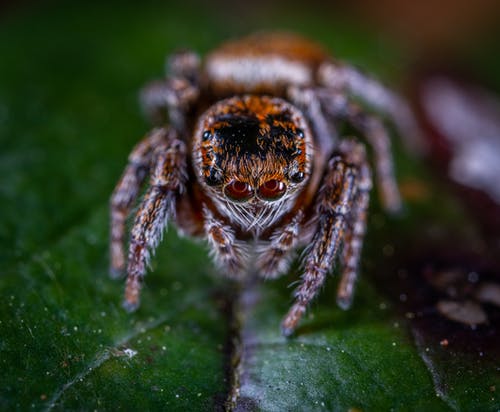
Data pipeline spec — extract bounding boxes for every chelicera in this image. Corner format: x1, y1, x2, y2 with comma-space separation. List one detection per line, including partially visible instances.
110, 32, 421, 335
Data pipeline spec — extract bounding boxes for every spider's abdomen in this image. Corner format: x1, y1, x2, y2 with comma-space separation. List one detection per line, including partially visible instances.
204, 32, 330, 96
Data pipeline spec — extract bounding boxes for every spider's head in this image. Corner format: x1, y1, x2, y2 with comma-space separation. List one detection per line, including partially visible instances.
193, 95, 312, 227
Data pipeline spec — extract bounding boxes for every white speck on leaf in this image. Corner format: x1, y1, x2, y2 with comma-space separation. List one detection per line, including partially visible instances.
123, 348, 138, 358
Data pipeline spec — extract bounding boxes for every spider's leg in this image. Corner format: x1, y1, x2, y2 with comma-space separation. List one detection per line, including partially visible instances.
337, 147, 372, 309
287, 85, 339, 200
140, 50, 201, 128
288, 86, 338, 157
165, 50, 201, 82
203, 207, 248, 279
256, 210, 304, 279
318, 62, 425, 153
320, 92, 401, 213
123, 135, 187, 311
282, 140, 368, 336
109, 128, 169, 278
140, 78, 199, 129
346, 103, 400, 213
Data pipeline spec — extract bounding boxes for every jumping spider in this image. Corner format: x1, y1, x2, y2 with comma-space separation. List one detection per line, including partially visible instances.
110, 33, 420, 335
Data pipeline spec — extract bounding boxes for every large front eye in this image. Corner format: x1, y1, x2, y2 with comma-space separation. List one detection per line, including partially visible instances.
224, 180, 254, 202
258, 179, 287, 201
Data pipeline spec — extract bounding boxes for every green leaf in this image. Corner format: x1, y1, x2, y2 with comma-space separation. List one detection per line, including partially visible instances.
232, 281, 448, 411
1, 2, 498, 411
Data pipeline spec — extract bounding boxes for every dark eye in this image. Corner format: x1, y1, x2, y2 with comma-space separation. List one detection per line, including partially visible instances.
289, 171, 305, 183
205, 173, 222, 186
258, 179, 287, 200
203, 166, 223, 186
224, 180, 254, 201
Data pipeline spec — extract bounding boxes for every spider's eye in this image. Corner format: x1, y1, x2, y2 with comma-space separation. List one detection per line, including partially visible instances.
224, 180, 254, 202
205, 173, 222, 186
203, 166, 223, 186
289, 171, 305, 183
258, 179, 287, 201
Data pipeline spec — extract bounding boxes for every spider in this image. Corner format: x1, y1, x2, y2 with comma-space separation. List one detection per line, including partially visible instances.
110, 32, 420, 336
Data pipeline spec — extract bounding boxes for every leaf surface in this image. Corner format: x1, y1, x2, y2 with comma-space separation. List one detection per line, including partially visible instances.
1, 2, 498, 411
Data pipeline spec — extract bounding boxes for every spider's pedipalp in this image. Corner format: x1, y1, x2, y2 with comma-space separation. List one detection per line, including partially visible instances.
203, 206, 248, 278
109, 128, 169, 278
123, 134, 187, 311
256, 210, 304, 279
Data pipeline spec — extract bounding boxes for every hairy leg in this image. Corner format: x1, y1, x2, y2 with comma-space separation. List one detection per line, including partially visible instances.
282, 140, 369, 336
109, 128, 170, 277
289, 85, 400, 213
256, 210, 304, 279
318, 62, 425, 153
123, 135, 187, 311
319, 91, 401, 212
140, 51, 200, 128
337, 152, 372, 309
343, 103, 400, 213
288, 86, 337, 156
287, 85, 339, 205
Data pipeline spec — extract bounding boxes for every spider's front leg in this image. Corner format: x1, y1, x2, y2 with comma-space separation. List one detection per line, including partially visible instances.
109, 128, 170, 278
123, 134, 187, 311
281, 140, 370, 336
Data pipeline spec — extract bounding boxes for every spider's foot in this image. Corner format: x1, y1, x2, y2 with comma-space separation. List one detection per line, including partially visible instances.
109, 266, 124, 279
122, 299, 140, 313
387, 202, 403, 217
217, 259, 246, 280
123, 274, 142, 312
383, 189, 403, 216
110, 244, 126, 279
336, 294, 353, 311
281, 304, 306, 337
256, 257, 290, 280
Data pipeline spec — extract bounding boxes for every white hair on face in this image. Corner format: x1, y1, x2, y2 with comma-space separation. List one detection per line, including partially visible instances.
212, 191, 298, 236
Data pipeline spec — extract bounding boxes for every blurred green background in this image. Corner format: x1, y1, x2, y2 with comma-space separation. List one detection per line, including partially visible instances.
1, 1, 499, 411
